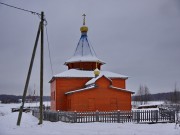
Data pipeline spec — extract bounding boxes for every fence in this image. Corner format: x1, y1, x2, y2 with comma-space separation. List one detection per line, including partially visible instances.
32, 109, 175, 123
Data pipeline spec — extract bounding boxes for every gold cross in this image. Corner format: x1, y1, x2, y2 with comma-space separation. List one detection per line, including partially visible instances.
82, 14, 86, 25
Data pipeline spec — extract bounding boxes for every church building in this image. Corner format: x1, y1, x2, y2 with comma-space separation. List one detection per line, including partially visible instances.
50, 15, 134, 111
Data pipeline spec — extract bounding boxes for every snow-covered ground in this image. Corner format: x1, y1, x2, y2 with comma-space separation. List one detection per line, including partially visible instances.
0, 103, 180, 135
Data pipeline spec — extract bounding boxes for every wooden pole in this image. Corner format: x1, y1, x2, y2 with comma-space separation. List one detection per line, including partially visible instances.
17, 22, 41, 126
38, 11, 44, 125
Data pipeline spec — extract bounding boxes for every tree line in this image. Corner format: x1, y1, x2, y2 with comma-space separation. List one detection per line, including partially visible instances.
0, 95, 50, 103
132, 84, 180, 104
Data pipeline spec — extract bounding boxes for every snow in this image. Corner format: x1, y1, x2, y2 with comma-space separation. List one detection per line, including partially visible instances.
85, 75, 112, 86
53, 69, 128, 78
0, 103, 180, 135
132, 108, 159, 111
65, 85, 95, 95
132, 101, 165, 108
64, 34, 105, 64
110, 86, 134, 93
138, 102, 163, 107
65, 55, 105, 64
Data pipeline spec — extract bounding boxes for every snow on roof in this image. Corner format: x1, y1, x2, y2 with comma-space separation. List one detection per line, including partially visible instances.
138, 102, 163, 107
53, 69, 128, 79
65, 55, 105, 64
65, 85, 133, 95
132, 108, 159, 111
85, 75, 112, 86
110, 86, 134, 94
65, 85, 95, 95
64, 33, 105, 64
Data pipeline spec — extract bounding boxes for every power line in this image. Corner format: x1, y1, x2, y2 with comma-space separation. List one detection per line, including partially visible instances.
0, 2, 40, 16
0, 2, 52, 75
45, 25, 54, 76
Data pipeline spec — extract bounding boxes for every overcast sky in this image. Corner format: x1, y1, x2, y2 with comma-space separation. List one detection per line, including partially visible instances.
0, 0, 180, 96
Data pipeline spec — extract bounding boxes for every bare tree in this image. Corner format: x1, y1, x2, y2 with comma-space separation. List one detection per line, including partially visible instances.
136, 85, 151, 105
136, 85, 144, 105
144, 85, 151, 103
171, 83, 180, 104
171, 83, 180, 127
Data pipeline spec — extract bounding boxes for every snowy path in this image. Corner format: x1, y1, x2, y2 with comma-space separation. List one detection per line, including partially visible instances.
0, 103, 180, 135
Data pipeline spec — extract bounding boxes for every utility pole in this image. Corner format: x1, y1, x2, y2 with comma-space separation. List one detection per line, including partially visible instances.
39, 11, 44, 125
17, 11, 44, 126
17, 22, 41, 126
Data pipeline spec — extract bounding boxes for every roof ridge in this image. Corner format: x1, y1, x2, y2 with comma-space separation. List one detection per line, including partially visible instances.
85, 75, 112, 86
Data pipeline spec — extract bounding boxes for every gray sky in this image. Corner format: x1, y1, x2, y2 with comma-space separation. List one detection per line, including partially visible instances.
0, 0, 180, 96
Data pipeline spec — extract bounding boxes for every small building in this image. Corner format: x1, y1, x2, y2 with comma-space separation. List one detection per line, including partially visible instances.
50, 16, 134, 111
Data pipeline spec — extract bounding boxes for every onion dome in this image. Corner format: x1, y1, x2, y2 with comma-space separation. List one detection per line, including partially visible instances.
80, 25, 88, 33
94, 68, 100, 77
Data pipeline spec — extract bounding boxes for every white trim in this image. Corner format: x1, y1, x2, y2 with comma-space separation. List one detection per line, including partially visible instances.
65, 85, 95, 95
109, 86, 134, 94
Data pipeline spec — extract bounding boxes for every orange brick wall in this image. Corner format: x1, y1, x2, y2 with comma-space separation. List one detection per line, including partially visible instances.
111, 78, 126, 89
66, 77, 132, 111
50, 80, 56, 110
51, 77, 90, 111
50, 76, 131, 111
67, 88, 132, 111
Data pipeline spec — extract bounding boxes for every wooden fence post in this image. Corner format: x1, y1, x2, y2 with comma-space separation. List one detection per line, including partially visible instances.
56, 111, 59, 121
155, 110, 158, 123
96, 110, 99, 122
74, 111, 77, 123
137, 111, 140, 123
43, 110, 45, 120
170, 110, 175, 122
32, 110, 34, 116
117, 110, 120, 123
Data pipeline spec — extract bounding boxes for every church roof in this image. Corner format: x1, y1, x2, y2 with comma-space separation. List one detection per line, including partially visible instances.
65, 33, 105, 65
85, 75, 112, 86
65, 86, 134, 95
65, 85, 96, 95
65, 16, 105, 65
109, 86, 134, 94
64, 73, 134, 95
53, 69, 128, 79
64, 78, 134, 95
